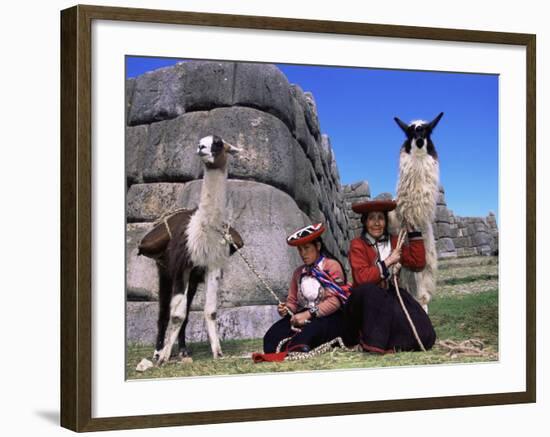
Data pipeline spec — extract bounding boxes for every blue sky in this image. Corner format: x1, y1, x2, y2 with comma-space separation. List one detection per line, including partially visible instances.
127, 57, 498, 218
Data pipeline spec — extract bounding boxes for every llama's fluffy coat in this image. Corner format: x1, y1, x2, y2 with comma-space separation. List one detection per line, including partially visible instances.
186, 167, 229, 269
390, 115, 442, 310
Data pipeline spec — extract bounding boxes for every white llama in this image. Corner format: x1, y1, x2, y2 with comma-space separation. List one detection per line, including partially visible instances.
389, 113, 443, 312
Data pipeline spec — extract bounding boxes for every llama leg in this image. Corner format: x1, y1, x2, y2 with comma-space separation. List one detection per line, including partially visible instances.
399, 267, 418, 298
415, 224, 437, 312
156, 270, 190, 366
414, 269, 434, 313
153, 267, 172, 360
204, 267, 223, 358
177, 268, 202, 358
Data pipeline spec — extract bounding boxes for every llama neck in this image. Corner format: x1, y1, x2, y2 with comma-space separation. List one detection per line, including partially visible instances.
198, 167, 227, 225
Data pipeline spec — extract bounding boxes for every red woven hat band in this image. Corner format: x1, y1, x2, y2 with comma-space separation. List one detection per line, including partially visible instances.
287, 223, 325, 246
351, 199, 396, 214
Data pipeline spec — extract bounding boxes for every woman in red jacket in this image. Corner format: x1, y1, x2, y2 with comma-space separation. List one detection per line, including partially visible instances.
343, 199, 436, 353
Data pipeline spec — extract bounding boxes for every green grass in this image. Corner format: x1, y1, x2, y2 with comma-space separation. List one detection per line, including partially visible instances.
429, 289, 498, 347
440, 274, 498, 286
127, 289, 499, 380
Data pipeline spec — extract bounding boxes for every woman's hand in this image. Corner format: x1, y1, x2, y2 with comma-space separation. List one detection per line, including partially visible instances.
290, 312, 311, 328
277, 303, 289, 317
385, 248, 401, 266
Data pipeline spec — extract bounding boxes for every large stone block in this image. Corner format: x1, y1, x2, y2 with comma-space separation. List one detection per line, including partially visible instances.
322, 227, 340, 258
205, 107, 297, 195
436, 237, 456, 253
471, 231, 490, 247
321, 135, 334, 168
127, 64, 186, 126
453, 236, 472, 249
291, 84, 321, 140
347, 180, 371, 199
467, 223, 478, 237
126, 78, 136, 121
136, 107, 299, 194
290, 94, 319, 166
448, 212, 456, 225
181, 61, 235, 111
293, 146, 321, 218
475, 222, 489, 232
304, 91, 321, 137
127, 61, 299, 135
435, 222, 452, 238
436, 205, 452, 223
487, 212, 498, 229
311, 141, 326, 180
141, 112, 208, 182
127, 61, 235, 127
126, 183, 187, 222
233, 63, 295, 133
436, 185, 446, 206
318, 182, 334, 224
345, 187, 394, 242
127, 302, 280, 344
126, 124, 149, 185
126, 223, 159, 301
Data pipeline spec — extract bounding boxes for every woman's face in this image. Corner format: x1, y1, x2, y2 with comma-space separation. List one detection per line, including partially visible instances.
297, 242, 321, 266
365, 211, 386, 240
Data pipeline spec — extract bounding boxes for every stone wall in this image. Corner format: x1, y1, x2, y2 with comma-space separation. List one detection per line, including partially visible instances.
434, 186, 498, 258
342, 181, 371, 239
342, 183, 499, 259
126, 61, 351, 343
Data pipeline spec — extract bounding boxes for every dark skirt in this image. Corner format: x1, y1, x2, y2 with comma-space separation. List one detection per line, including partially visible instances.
263, 310, 344, 354
342, 283, 436, 353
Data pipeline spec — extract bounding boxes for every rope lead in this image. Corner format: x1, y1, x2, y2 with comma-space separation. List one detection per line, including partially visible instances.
392, 229, 427, 352
219, 225, 294, 317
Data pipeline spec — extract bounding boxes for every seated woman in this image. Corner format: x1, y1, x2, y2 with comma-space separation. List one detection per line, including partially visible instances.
343, 199, 436, 353
263, 223, 348, 354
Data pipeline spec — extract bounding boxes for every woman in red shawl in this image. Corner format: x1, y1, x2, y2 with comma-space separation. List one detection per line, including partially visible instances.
343, 199, 436, 353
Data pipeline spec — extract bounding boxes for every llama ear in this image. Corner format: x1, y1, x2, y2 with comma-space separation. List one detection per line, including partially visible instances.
394, 117, 409, 134
211, 135, 224, 149
224, 141, 242, 155
428, 112, 444, 131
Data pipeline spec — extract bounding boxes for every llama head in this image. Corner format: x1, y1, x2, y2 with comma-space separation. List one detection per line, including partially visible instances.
197, 135, 241, 169
394, 112, 443, 159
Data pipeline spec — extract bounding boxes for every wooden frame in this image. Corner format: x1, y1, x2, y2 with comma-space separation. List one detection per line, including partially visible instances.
60, 4, 536, 432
